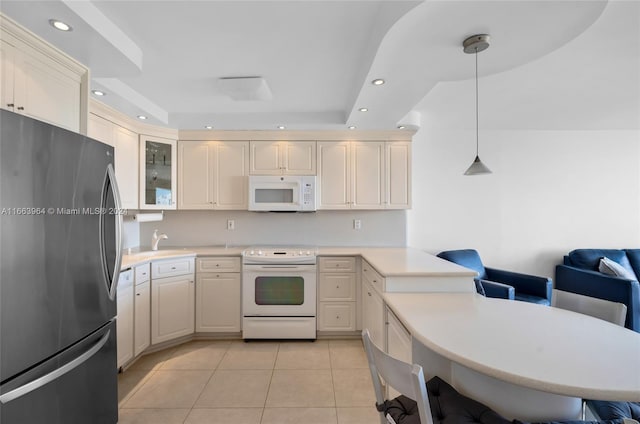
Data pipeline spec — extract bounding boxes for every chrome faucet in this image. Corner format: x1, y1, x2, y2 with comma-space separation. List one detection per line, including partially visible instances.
151, 229, 168, 251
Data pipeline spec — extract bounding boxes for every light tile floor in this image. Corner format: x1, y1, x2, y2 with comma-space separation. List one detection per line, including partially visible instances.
118, 339, 380, 424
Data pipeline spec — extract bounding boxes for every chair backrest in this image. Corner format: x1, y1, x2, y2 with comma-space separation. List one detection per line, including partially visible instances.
362, 329, 433, 424
437, 249, 487, 280
552, 289, 627, 326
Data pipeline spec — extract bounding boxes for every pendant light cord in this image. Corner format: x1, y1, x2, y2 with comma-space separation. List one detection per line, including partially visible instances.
475, 47, 479, 157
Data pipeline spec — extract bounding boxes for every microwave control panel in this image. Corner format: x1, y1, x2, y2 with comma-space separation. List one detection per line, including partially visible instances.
303, 183, 314, 205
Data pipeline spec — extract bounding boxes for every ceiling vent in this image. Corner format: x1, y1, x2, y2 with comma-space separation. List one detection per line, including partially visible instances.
218, 77, 272, 101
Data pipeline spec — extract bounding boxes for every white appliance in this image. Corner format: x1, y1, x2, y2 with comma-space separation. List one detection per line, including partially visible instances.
248, 175, 316, 211
242, 247, 317, 339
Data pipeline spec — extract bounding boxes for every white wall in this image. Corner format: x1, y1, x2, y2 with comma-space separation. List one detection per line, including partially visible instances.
136, 210, 406, 248
409, 128, 640, 278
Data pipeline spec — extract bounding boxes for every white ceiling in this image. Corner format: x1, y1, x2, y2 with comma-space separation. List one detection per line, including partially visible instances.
1, 0, 637, 131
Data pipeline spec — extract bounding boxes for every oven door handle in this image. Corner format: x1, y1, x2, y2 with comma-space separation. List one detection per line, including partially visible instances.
254, 265, 306, 270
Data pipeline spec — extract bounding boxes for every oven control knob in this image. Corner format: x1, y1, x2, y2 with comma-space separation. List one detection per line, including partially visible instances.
258, 250, 264, 256
298, 250, 303, 256
249, 250, 255, 255
306, 250, 311, 255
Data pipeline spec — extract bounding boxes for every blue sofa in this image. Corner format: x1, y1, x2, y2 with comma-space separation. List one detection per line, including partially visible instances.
555, 249, 640, 332
437, 249, 553, 305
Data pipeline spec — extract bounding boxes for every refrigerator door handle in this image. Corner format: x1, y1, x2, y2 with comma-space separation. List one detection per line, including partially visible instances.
100, 163, 123, 300
0, 329, 111, 404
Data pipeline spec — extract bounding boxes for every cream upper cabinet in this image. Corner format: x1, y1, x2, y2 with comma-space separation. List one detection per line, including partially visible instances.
249, 141, 316, 175
318, 140, 410, 210
114, 126, 140, 210
87, 113, 114, 146
317, 141, 351, 209
178, 140, 249, 210
1, 16, 88, 133
140, 136, 177, 210
351, 142, 385, 209
87, 113, 139, 210
386, 141, 411, 209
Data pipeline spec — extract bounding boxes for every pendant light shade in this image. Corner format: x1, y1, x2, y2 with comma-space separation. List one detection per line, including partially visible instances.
463, 34, 492, 176
464, 155, 492, 175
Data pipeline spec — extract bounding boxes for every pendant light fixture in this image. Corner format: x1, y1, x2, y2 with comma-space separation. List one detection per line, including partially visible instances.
463, 34, 492, 176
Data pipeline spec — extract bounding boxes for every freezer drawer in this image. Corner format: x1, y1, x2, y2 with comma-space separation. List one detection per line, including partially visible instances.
0, 320, 118, 424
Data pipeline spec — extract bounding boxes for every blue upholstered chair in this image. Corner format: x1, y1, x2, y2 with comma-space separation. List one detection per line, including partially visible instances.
437, 249, 553, 305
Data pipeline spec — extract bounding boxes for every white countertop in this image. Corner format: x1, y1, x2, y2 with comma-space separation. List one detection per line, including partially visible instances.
120, 246, 244, 269
384, 292, 640, 402
121, 246, 475, 278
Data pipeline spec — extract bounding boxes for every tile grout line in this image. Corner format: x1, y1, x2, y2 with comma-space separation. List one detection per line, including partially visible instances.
259, 341, 279, 424
184, 341, 233, 423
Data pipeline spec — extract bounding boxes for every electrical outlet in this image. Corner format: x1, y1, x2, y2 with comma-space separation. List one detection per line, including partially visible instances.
227, 219, 235, 230
354, 219, 362, 230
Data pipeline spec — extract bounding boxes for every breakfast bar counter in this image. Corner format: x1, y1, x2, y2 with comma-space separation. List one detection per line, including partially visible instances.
384, 292, 640, 421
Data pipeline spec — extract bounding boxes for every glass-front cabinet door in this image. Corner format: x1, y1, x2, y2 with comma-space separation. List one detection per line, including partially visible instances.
139, 136, 177, 209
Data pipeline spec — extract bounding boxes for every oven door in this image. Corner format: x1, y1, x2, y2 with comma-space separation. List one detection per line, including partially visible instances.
242, 265, 316, 316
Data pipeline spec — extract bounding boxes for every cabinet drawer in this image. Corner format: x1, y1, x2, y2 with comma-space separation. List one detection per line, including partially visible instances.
135, 263, 150, 284
362, 260, 384, 292
318, 273, 356, 301
197, 257, 241, 273
152, 258, 194, 279
319, 257, 356, 272
318, 302, 356, 331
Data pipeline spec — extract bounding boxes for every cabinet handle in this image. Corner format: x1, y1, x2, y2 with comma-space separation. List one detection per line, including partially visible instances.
336, 285, 339, 289
171, 267, 176, 270
136, 293, 141, 296
216, 264, 220, 267
373, 279, 377, 283
17, 106, 24, 111
336, 315, 340, 319
190, 280, 194, 284
368, 292, 372, 296
6, 103, 14, 108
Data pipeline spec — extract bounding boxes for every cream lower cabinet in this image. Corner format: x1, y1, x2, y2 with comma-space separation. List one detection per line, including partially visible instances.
195, 257, 241, 332
87, 113, 139, 210
116, 270, 134, 369
361, 259, 385, 349
386, 306, 412, 398
151, 258, 195, 344
178, 140, 249, 209
317, 141, 410, 210
318, 257, 358, 332
1, 17, 88, 133
134, 264, 151, 357
249, 141, 316, 175
386, 306, 411, 362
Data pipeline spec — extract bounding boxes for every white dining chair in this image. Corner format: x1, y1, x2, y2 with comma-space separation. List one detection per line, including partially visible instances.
552, 289, 627, 326
362, 329, 433, 424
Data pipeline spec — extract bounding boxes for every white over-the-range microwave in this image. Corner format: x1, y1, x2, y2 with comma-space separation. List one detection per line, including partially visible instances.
248, 175, 317, 212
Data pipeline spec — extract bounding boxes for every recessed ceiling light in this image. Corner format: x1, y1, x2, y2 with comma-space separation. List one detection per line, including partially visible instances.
348, 126, 356, 130
277, 125, 285, 130
205, 125, 213, 129
397, 125, 405, 129
49, 19, 72, 32
92, 90, 105, 96
371, 79, 385, 86
359, 108, 368, 112
137, 115, 147, 120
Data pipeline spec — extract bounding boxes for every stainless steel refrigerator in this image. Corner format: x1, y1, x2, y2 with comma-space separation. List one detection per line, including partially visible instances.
0, 110, 122, 423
